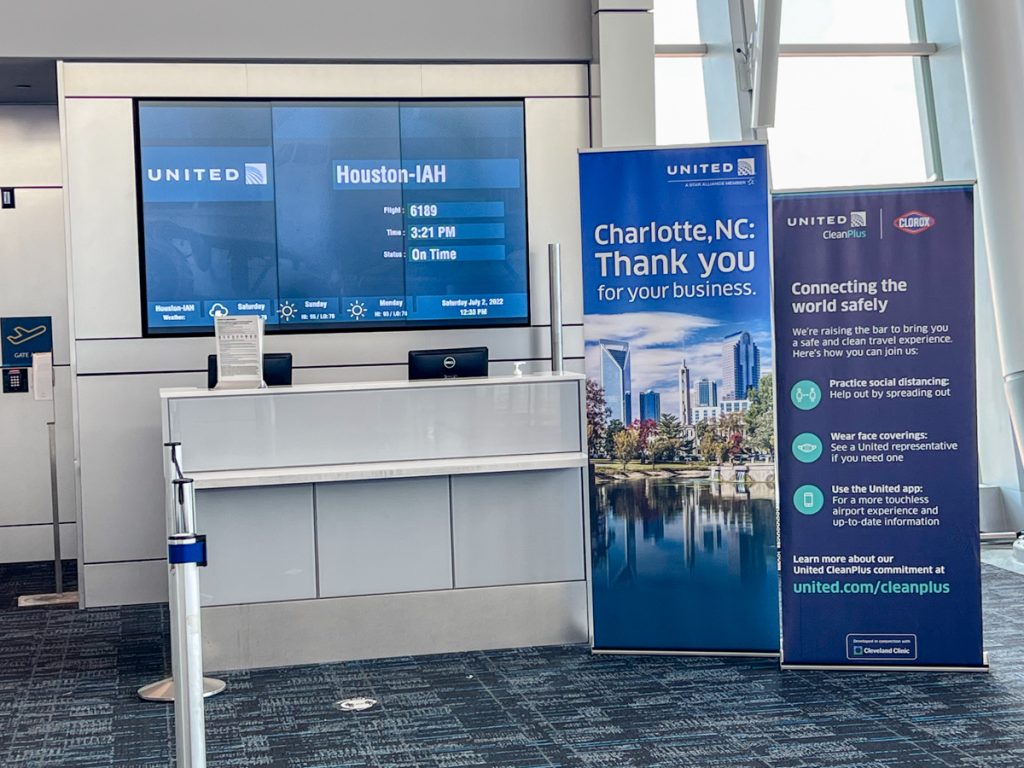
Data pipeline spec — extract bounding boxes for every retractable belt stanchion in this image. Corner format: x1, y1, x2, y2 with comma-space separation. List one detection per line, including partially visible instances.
169, 473, 208, 768
138, 444, 224, 767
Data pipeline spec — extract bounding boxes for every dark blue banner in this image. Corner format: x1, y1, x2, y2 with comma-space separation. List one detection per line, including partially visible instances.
580, 143, 779, 654
774, 184, 984, 669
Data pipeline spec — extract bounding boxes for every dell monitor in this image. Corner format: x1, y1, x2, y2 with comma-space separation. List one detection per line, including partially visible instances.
207, 353, 293, 389
408, 347, 488, 380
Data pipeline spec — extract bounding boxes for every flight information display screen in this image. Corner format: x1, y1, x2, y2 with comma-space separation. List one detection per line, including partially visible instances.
136, 100, 529, 335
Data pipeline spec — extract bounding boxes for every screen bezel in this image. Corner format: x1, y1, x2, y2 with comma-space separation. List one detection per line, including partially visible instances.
133, 97, 531, 338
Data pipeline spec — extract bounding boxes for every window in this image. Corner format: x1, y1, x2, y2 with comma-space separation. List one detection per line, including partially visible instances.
653, 0, 709, 145
767, 0, 934, 188
768, 57, 928, 189
779, 0, 911, 44
655, 58, 709, 145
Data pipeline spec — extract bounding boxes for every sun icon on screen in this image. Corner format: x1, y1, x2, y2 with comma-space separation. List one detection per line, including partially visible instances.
279, 301, 297, 322
347, 301, 367, 320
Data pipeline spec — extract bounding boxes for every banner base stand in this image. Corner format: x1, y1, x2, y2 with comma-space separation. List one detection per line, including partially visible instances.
593, 648, 779, 659
781, 651, 990, 674
18, 591, 79, 608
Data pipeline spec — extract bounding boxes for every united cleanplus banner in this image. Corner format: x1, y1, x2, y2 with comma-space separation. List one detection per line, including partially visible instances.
774, 184, 984, 669
580, 143, 779, 654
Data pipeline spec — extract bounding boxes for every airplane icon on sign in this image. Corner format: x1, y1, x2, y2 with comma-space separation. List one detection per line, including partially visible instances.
5, 325, 48, 346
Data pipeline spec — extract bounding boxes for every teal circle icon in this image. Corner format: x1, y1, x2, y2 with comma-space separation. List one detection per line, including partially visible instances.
792, 433, 823, 463
790, 380, 822, 411
794, 485, 825, 515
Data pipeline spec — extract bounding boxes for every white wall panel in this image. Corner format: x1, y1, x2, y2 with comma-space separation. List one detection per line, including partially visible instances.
0, 106, 62, 186
78, 372, 204, 563
0, 523, 77, 564
421, 65, 588, 98
83, 560, 168, 606
54, 366, 76, 524
525, 98, 589, 327
64, 98, 142, 339
63, 63, 248, 98
246, 64, 423, 98
0, 395, 54, 527
0, 188, 70, 362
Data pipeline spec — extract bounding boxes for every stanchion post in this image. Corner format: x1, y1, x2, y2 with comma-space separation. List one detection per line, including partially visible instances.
169, 476, 207, 768
138, 443, 224, 706
548, 243, 564, 374
47, 421, 62, 596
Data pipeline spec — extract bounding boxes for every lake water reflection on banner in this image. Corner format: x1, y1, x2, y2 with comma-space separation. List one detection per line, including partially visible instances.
591, 477, 780, 653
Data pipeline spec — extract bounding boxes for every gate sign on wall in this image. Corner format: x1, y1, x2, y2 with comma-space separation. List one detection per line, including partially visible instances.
773, 184, 985, 670
2, 316, 52, 368
579, 143, 779, 655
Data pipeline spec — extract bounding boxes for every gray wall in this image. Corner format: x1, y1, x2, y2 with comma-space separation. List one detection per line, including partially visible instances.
61, 62, 591, 606
0, 106, 77, 563
0, 1, 592, 62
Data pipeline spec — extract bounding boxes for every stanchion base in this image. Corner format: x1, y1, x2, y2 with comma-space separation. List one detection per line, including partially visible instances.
137, 676, 226, 702
18, 591, 79, 607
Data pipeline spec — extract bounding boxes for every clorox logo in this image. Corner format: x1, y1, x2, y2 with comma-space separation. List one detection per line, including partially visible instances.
894, 210, 935, 234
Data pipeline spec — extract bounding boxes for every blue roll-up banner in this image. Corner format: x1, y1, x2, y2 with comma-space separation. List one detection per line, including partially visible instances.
774, 184, 985, 669
580, 143, 779, 654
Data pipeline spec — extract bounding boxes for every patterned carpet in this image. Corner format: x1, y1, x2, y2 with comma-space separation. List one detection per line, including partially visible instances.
0, 561, 1022, 767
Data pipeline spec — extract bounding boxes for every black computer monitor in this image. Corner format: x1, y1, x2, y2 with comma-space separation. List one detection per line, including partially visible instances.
207, 353, 293, 389
408, 347, 488, 380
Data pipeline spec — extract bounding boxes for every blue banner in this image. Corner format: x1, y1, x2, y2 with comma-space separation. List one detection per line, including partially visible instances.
580, 144, 779, 654
773, 184, 984, 668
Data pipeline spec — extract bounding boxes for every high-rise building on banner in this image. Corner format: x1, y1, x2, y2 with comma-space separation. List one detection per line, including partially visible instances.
600, 339, 632, 424
678, 360, 692, 426
640, 390, 661, 422
695, 378, 718, 408
721, 331, 760, 400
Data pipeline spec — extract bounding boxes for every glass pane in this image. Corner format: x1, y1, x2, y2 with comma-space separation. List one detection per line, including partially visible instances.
779, 0, 911, 44
653, 0, 701, 45
768, 57, 928, 189
655, 57, 710, 145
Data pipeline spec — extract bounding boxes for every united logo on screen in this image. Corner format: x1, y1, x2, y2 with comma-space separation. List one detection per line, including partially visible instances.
245, 163, 268, 185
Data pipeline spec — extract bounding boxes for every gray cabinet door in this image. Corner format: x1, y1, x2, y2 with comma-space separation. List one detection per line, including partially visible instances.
451, 468, 585, 588
316, 477, 453, 597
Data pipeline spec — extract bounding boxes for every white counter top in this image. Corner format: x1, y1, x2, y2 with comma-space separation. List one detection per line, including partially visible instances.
160, 371, 585, 400
190, 451, 588, 489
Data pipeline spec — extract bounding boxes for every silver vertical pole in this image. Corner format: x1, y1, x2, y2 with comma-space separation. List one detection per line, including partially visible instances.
170, 477, 206, 768
138, 443, 224, 704
15, 422, 78, 608
47, 421, 62, 595
548, 243, 564, 374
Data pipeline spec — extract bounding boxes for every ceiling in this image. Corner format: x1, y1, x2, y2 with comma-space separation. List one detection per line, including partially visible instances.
0, 59, 58, 104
